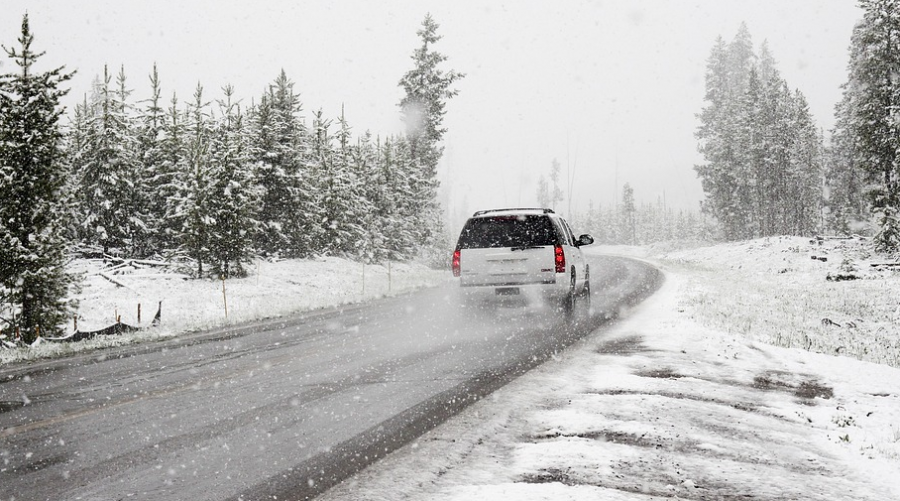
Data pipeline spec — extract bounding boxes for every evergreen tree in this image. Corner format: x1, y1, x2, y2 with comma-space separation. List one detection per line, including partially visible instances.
114, 65, 153, 256
158, 92, 187, 253
136, 63, 170, 254
207, 86, 259, 278
75, 65, 142, 255
379, 135, 418, 260
398, 14, 464, 256
695, 35, 750, 239
826, 89, 868, 234
354, 132, 388, 263
787, 92, 823, 236
0, 15, 77, 341
325, 109, 369, 257
536, 175, 550, 209
65, 94, 91, 243
840, 0, 900, 251
249, 70, 315, 257
696, 25, 823, 240
549, 158, 564, 210
620, 183, 636, 245
174, 84, 214, 277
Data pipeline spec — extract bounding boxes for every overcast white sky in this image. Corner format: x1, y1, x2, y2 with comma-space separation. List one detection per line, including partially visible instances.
3, 0, 863, 231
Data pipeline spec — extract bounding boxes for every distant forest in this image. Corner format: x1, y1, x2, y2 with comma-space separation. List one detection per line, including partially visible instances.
562, 1, 900, 250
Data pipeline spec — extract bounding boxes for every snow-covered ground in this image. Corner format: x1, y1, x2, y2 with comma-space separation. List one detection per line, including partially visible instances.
319, 236, 900, 500
0, 256, 448, 365
3, 237, 899, 499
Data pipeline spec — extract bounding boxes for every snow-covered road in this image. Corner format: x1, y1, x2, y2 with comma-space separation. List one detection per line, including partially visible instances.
0, 255, 659, 501
321, 258, 900, 500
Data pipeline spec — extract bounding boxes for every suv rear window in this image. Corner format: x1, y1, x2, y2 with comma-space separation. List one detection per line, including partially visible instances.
457, 215, 559, 249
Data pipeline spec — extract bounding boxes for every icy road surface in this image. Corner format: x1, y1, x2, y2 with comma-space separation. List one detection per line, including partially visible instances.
0, 255, 660, 501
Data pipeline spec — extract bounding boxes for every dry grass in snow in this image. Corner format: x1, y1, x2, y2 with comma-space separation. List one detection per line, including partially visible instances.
659, 236, 900, 368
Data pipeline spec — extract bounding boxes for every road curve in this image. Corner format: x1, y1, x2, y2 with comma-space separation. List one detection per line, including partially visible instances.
0, 255, 661, 501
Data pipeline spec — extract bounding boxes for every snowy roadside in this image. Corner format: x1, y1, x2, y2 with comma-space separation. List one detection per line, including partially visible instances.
0, 257, 448, 365
320, 238, 900, 500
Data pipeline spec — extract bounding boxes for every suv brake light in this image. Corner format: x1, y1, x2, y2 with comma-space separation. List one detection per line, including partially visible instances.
452, 248, 461, 277
554, 245, 565, 273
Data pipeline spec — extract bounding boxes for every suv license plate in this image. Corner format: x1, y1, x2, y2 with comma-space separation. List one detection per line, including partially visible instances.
495, 287, 520, 296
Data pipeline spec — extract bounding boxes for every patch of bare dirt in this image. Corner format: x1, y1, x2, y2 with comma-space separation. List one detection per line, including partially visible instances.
636, 367, 684, 379
595, 335, 651, 356
752, 370, 834, 401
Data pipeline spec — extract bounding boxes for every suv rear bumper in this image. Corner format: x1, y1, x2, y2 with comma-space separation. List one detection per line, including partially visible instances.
459, 276, 557, 287
457, 274, 571, 301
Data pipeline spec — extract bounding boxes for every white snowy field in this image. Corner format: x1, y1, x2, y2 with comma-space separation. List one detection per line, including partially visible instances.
320, 237, 900, 500
0, 256, 448, 365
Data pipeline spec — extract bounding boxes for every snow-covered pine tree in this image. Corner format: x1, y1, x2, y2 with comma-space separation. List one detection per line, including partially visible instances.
697, 25, 823, 240
826, 89, 868, 235
841, 0, 900, 251
114, 66, 153, 256
206, 86, 259, 278
327, 109, 369, 257
250, 70, 314, 258
380, 135, 418, 261
621, 183, 636, 245
536, 175, 550, 209
136, 63, 171, 255
308, 109, 335, 256
786, 91, 823, 236
398, 14, 463, 261
353, 132, 387, 263
0, 15, 77, 341
583, 200, 602, 243
64, 94, 91, 244
159, 92, 187, 254
75, 65, 142, 256
549, 158, 564, 211
696, 35, 750, 240
174, 84, 214, 277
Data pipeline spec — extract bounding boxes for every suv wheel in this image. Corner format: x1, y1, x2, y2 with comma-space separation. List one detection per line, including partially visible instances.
581, 266, 591, 310
561, 272, 576, 316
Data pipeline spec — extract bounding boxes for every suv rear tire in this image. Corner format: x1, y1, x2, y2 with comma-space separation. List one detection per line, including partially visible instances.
581, 266, 591, 310
561, 271, 576, 317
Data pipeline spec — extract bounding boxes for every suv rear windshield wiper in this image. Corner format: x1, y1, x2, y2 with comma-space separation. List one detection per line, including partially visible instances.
510, 245, 544, 251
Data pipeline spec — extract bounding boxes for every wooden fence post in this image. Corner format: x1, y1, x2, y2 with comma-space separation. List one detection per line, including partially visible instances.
222, 276, 228, 318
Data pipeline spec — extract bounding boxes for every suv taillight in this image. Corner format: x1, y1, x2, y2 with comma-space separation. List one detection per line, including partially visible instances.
554, 245, 565, 273
452, 248, 461, 277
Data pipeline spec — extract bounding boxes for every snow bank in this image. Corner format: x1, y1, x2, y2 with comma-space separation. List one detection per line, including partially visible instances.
320, 238, 900, 500
0, 257, 448, 365
657, 236, 900, 368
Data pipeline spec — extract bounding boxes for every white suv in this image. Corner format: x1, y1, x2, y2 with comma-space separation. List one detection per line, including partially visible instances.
451, 208, 594, 312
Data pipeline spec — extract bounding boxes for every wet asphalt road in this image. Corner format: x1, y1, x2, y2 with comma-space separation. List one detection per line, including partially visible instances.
0, 255, 661, 501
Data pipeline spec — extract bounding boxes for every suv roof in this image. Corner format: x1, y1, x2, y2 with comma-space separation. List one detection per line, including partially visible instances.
471, 207, 555, 217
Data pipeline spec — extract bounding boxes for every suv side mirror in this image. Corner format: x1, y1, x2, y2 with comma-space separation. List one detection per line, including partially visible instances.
576, 234, 594, 247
